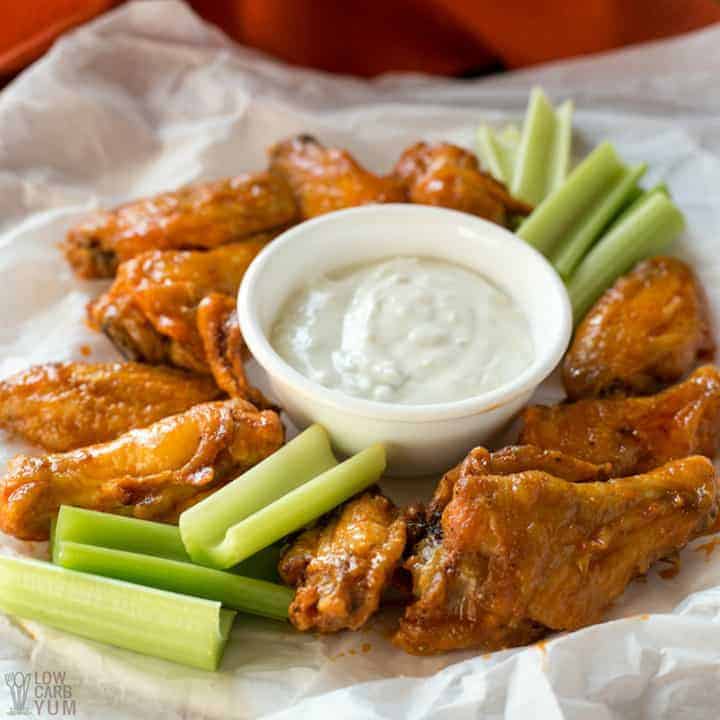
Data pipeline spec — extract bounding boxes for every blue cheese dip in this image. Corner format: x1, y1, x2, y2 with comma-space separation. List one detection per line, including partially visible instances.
270, 256, 533, 405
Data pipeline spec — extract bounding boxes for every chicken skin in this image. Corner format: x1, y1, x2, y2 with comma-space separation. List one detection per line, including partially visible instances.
0, 362, 222, 452
268, 135, 406, 218
394, 452, 717, 655
87, 240, 266, 400
393, 142, 533, 226
279, 490, 406, 632
0, 399, 284, 541
564, 257, 715, 400
64, 173, 297, 278
521, 365, 720, 476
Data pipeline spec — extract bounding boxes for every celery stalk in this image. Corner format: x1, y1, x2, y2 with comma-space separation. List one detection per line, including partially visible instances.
54, 541, 293, 620
517, 142, 625, 256
567, 191, 685, 323
52, 506, 282, 581
552, 163, 648, 278
189, 444, 387, 569
0, 556, 235, 671
180, 425, 337, 568
512, 89, 574, 205
476, 124, 520, 185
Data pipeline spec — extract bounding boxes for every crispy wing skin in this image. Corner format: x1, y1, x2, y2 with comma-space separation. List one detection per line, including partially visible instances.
394, 455, 717, 655
87, 240, 265, 391
0, 362, 222, 452
520, 365, 720, 476
279, 490, 407, 632
0, 399, 284, 541
64, 173, 297, 278
268, 135, 405, 218
564, 257, 715, 399
393, 142, 533, 225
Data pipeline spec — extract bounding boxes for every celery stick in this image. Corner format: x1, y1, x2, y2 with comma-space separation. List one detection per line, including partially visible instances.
53, 506, 189, 562
567, 191, 685, 323
192, 444, 386, 570
55, 541, 293, 620
517, 142, 625, 256
552, 163, 648, 278
0, 556, 235, 671
512, 89, 574, 205
476, 124, 520, 185
548, 100, 574, 193
180, 424, 337, 568
52, 506, 282, 581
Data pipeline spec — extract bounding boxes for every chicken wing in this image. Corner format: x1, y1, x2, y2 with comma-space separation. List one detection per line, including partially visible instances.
393, 142, 532, 225
279, 490, 406, 632
0, 399, 284, 541
64, 173, 297, 278
394, 454, 717, 655
564, 257, 715, 400
268, 135, 405, 218
87, 240, 266, 400
0, 362, 222, 452
520, 365, 720, 476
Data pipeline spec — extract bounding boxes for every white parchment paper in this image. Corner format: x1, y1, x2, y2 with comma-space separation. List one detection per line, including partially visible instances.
1, 3, 720, 718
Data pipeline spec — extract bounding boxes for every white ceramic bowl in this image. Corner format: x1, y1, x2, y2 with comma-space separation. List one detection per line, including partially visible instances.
238, 204, 571, 476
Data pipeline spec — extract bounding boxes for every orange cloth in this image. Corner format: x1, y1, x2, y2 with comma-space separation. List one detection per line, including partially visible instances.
1, 0, 719, 77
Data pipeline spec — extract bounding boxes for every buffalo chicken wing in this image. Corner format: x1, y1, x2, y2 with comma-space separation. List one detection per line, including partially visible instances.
64, 173, 297, 278
0, 399, 283, 540
564, 257, 714, 400
0, 362, 222, 452
394, 453, 717, 655
521, 365, 720, 476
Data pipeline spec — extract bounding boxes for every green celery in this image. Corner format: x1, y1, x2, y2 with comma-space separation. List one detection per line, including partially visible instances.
188, 444, 387, 570
0, 556, 235, 671
567, 190, 685, 323
52, 506, 282, 582
512, 88, 574, 205
476, 124, 520, 185
552, 163, 648, 278
54, 541, 293, 621
517, 142, 625, 256
180, 424, 337, 569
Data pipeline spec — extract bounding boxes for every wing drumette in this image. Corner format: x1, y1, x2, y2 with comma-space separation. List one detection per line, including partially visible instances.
393, 142, 532, 225
394, 451, 717, 655
87, 240, 268, 403
563, 257, 714, 400
268, 135, 405, 218
0, 399, 283, 541
279, 490, 406, 632
521, 365, 720, 476
64, 173, 297, 278
0, 362, 222, 452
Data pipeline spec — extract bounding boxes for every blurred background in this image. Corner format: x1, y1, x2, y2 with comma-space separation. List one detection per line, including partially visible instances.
1, 0, 719, 86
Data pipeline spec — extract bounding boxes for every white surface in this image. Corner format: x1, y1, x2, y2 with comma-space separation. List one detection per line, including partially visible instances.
1, 2, 720, 718
239, 204, 569, 474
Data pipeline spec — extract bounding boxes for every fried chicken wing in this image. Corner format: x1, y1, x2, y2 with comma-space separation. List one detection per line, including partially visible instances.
268, 135, 405, 218
394, 454, 717, 655
521, 365, 720, 476
0, 362, 222, 452
64, 173, 297, 278
0, 399, 284, 541
564, 257, 715, 400
393, 142, 532, 225
87, 240, 266, 400
279, 490, 406, 632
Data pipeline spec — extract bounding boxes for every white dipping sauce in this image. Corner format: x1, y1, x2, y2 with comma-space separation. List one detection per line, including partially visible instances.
271, 257, 533, 405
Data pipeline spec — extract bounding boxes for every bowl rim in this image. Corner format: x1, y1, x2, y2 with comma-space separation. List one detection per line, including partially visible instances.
237, 204, 572, 423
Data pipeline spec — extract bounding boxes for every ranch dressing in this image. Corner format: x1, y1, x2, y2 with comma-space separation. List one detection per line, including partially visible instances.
271, 257, 533, 405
